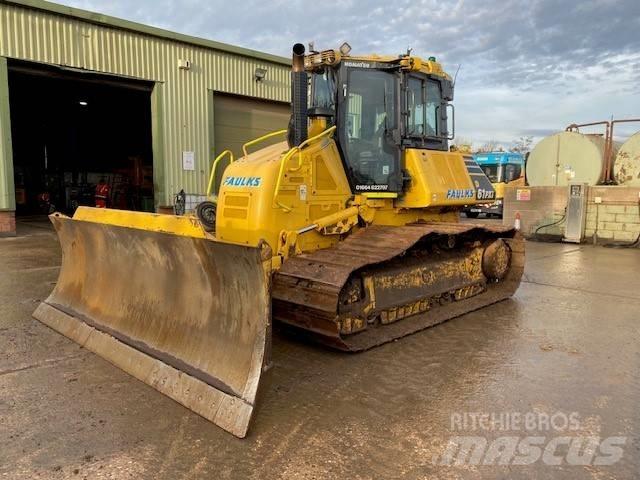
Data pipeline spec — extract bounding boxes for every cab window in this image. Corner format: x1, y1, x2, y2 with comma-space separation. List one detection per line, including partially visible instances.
483, 165, 500, 183
311, 70, 335, 110
406, 76, 440, 137
504, 163, 522, 182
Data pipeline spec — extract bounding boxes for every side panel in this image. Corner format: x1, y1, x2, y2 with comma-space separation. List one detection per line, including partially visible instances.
397, 149, 478, 208
215, 138, 352, 253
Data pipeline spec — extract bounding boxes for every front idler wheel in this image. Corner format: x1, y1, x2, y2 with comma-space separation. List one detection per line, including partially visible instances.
482, 239, 511, 281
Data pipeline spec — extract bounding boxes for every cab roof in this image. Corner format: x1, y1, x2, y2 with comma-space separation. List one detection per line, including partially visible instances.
304, 49, 451, 80
474, 152, 525, 164
345, 54, 450, 79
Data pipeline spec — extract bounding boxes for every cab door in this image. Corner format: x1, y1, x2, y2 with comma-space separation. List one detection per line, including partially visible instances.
337, 66, 402, 193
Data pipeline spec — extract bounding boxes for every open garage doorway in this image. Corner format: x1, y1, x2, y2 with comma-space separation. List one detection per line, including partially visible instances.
8, 60, 154, 217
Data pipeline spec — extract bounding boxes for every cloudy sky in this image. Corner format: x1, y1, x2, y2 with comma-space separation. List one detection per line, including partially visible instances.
59, 0, 640, 148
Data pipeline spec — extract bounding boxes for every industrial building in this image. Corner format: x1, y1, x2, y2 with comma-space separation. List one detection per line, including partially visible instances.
0, 0, 292, 235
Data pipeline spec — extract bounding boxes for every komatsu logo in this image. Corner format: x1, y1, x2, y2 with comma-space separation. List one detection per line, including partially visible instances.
223, 176, 262, 187
447, 189, 475, 199
344, 61, 372, 68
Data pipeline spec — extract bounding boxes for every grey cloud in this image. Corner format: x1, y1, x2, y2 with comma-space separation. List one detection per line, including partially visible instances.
60, 0, 640, 145
65, 0, 640, 87
520, 128, 560, 137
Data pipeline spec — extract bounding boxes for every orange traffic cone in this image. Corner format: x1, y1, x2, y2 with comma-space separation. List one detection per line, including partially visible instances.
514, 212, 521, 231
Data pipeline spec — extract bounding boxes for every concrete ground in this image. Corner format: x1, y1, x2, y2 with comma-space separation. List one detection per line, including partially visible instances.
1, 217, 638, 479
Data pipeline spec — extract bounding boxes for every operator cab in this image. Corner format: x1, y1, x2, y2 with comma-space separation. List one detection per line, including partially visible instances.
309, 52, 455, 194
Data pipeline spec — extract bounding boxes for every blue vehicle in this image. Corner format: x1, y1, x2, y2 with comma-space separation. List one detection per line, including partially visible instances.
464, 152, 525, 218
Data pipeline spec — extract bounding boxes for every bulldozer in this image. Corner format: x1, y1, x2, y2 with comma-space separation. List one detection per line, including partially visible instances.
34, 43, 524, 438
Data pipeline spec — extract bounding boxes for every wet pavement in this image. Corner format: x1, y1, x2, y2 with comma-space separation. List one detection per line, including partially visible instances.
1, 218, 638, 479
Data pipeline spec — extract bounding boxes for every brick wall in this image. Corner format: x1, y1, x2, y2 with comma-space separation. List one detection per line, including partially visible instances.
503, 186, 640, 243
0, 210, 16, 236
587, 187, 640, 242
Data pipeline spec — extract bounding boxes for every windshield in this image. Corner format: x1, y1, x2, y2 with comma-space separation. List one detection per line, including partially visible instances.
406, 76, 440, 137
482, 164, 501, 183
343, 68, 398, 189
480, 163, 522, 183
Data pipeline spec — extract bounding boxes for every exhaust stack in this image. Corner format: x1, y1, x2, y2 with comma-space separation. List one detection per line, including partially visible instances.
289, 43, 308, 147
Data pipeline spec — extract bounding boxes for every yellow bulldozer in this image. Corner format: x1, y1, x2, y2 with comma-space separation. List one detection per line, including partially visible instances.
34, 43, 524, 438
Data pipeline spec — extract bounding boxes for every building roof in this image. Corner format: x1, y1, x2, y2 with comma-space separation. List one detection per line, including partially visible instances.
3, 0, 291, 66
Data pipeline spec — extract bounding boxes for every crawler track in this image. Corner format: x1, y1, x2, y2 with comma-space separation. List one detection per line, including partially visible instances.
273, 222, 524, 351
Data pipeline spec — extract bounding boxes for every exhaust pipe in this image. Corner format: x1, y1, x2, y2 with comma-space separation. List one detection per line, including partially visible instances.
289, 43, 308, 147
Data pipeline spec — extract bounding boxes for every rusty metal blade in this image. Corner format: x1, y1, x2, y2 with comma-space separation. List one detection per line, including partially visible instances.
33, 212, 270, 438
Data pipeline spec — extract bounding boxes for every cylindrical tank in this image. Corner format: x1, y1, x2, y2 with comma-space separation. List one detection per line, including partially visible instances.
526, 132, 609, 186
613, 131, 640, 186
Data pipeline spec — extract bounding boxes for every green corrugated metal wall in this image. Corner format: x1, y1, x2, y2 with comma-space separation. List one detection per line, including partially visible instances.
0, 0, 291, 209
0, 57, 14, 211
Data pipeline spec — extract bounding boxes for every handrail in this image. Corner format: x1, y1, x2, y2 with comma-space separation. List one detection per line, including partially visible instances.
565, 121, 610, 133
274, 126, 337, 211
242, 129, 288, 158
206, 150, 234, 197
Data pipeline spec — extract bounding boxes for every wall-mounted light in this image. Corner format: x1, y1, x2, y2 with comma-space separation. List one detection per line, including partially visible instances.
78, 101, 88, 106
254, 67, 267, 82
178, 59, 192, 70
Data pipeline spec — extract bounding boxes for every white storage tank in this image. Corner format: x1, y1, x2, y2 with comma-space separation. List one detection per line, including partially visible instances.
613, 131, 640, 186
526, 131, 609, 186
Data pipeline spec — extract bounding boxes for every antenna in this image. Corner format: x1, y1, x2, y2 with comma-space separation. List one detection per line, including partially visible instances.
452, 64, 462, 87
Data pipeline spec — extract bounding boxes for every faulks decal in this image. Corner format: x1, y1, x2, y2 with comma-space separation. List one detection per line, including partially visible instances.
222, 176, 262, 187
446, 189, 475, 199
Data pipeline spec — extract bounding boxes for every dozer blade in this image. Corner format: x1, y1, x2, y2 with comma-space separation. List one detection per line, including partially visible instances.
33, 208, 271, 438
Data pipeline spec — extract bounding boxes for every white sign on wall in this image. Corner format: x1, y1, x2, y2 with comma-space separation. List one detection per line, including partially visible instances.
182, 151, 195, 171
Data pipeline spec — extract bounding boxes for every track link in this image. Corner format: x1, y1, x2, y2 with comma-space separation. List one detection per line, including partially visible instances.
272, 222, 524, 351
